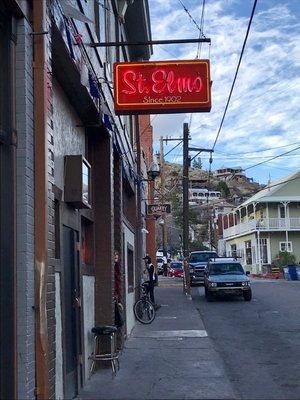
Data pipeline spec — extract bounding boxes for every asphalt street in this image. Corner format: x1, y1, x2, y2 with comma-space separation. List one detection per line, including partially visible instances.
192, 279, 300, 400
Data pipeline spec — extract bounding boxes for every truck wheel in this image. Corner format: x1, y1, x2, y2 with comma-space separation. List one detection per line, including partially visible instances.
243, 290, 252, 301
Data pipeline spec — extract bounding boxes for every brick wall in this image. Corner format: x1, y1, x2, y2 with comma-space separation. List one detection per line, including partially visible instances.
139, 115, 156, 261
16, 17, 36, 400
46, 4, 56, 397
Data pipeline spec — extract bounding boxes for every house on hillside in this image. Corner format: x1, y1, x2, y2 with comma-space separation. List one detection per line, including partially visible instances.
215, 166, 246, 180
221, 171, 300, 273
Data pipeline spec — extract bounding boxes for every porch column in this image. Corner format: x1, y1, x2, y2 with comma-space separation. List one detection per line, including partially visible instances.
282, 201, 290, 248
257, 230, 262, 272
266, 203, 269, 229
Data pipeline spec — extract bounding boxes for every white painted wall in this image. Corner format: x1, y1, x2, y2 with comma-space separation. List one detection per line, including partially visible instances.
82, 275, 95, 381
55, 273, 63, 400
123, 223, 136, 335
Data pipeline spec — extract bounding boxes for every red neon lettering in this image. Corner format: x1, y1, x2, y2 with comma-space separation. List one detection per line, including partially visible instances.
136, 73, 149, 94
152, 69, 167, 94
193, 77, 203, 92
166, 71, 175, 93
122, 70, 137, 94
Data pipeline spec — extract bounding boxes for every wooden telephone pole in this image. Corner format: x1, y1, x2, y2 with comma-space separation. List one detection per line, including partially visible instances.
159, 136, 168, 272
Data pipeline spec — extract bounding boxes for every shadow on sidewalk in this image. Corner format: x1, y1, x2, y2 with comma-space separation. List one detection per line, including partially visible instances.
77, 279, 237, 400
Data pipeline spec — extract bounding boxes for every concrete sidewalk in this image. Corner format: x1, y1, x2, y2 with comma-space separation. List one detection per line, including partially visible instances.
78, 278, 237, 400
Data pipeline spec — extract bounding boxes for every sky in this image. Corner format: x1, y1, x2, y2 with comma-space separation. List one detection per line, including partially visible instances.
148, 0, 300, 184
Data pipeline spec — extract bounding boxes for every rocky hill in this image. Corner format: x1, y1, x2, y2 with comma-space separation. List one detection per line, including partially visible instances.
162, 162, 263, 204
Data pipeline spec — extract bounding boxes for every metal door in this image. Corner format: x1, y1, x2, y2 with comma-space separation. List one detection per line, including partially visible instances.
62, 226, 81, 399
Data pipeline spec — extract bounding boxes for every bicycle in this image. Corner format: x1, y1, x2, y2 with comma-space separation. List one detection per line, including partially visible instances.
133, 282, 156, 324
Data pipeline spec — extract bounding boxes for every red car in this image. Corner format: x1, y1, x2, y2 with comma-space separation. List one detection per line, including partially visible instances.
169, 262, 183, 278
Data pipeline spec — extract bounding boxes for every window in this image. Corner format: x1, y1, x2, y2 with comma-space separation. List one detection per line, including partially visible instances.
279, 205, 286, 219
260, 238, 268, 264
245, 240, 252, 265
82, 160, 90, 205
230, 244, 237, 258
127, 244, 134, 293
279, 242, 293, 252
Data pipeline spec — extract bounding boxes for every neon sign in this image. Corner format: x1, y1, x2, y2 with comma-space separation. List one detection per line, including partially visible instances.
114, 60, 211, 115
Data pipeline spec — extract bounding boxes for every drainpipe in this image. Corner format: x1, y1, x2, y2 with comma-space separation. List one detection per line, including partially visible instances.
135, 115, 143, 297
33, 1, 49, 398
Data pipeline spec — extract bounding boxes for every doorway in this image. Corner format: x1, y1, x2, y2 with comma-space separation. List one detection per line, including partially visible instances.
62, 226, 82, 399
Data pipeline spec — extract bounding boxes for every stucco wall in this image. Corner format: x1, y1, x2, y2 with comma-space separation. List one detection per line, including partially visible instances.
52, 79, 85, 193
123, 223, 136, 335
82, 275, 95, 381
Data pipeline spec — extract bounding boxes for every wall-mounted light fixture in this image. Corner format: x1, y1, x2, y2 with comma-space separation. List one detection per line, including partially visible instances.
146, 160, 160, 181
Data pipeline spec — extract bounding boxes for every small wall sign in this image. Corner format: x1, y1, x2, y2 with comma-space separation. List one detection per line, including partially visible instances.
147, 204, 171, 215
114, 60, 211, 115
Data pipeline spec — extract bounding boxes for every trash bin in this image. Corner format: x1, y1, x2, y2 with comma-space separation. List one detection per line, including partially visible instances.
283, 267, 291, 280
297, 269, 300, 281
288, 265, 298, 281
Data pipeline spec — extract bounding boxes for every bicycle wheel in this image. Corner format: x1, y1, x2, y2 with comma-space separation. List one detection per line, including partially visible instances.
133, 298, 155, 324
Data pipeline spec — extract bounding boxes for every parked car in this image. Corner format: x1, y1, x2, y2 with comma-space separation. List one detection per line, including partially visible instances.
204, 259, 252, 302
189, 251, 218, 285
156, 257, 165, 275
169, 261, 183, 278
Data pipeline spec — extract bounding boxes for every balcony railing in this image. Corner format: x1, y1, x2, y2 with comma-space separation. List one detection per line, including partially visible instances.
223, 217, 300, 239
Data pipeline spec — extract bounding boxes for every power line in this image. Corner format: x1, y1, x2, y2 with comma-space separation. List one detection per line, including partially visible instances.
191, 78, 300, 135
215, 141, 300, 156
223, 143, 300, 183
164, 140, 183, 158
196, 0, 206, 58
263, 175, 300, 191
211, 0, 258, 150
243, 145, 300, 171
178, 0, 206, 36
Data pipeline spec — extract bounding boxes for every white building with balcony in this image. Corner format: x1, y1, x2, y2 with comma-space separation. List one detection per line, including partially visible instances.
189, 188, 221, 204
221, 171, 300, 273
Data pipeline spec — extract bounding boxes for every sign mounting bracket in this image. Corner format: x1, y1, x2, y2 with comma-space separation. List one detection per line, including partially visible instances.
90, 38, 211, 47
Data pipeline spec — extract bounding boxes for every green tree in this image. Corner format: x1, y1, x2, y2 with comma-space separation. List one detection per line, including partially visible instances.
274, 251, 296, 269
192, 156, 202, 169
217, 181, 231, 198
189, 240, 209, 252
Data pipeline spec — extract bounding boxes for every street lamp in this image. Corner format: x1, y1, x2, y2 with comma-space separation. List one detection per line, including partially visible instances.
146, 160, 160, 181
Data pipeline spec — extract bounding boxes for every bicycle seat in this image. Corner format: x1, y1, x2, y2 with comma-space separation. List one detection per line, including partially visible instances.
91, 326, 118, 335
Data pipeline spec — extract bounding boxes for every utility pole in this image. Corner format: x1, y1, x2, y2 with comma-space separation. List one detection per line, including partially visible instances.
182, 123, 190, 260
159, 136, 168, 274
182, 124, 191, 298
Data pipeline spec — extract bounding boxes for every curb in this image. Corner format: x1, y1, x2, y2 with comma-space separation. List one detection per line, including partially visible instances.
250, 273, 284, 280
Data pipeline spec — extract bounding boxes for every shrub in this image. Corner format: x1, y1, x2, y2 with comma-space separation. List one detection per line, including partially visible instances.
273, 251, 296, 270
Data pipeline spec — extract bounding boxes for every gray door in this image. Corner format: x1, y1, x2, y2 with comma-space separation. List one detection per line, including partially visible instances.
63, 226, 81, 399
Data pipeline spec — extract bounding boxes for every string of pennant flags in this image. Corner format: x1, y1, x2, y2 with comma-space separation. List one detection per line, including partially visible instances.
56, 0, 147, 188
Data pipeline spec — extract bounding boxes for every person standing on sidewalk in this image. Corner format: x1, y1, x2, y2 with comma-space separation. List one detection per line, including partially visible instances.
143, 255, 160, 309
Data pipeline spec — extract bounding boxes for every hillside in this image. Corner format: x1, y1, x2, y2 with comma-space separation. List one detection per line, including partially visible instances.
162, 162, 263, 203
